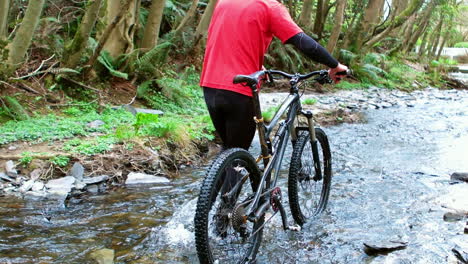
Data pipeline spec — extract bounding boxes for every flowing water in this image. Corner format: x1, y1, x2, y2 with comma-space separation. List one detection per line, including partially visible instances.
1, 89, 467, 263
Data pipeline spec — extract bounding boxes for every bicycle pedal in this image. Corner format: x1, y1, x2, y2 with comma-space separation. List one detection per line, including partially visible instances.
287, 225, 301, 231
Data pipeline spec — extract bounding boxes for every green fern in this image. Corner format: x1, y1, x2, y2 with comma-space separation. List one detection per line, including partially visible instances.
1, 96, 30, 120
339, 49, 357, 65
135, 42, 174, 77
97, 51, 128, 79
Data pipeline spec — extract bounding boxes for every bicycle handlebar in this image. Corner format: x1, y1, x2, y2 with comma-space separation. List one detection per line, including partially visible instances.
233, 69, 352, 87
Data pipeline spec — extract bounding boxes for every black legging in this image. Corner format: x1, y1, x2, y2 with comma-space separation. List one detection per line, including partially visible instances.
203, 87, 256, 150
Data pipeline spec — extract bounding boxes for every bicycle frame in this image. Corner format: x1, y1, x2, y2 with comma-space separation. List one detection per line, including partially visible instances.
239, 71, 324, 223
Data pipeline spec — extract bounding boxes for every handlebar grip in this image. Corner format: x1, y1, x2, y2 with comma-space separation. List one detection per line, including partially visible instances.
336, 69, 352, 76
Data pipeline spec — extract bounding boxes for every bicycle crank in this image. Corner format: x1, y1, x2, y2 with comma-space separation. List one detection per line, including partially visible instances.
270, 187, 301, 232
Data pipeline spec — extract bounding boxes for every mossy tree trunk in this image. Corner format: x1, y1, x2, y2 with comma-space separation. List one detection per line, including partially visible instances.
298, 0, 314, 28
312, 0, 324, 38
141, 0, 166, 50
363, 0, 424, 49
417, 30, 429, 58
63, 0, 104, 68
0, 0, 10, 41
326, 0, 346, 55
101, 0, 138, 58
6, 0, 45, 71
350, 0, 385, 51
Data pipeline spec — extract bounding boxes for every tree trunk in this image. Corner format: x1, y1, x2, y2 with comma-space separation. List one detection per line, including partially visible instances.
430, 18, 443, 57
101, 0, 138, 57
298, 0, 314, 27
6, 0, 45, 70
85, 0, 133, 74
313, 0, 324, 37
436, 29, 449, 61
141, 0, 166, 50
417, 30, 429, 58
174, 0, 199, 35
195, 0, 218, 42
0, 0, 10, 40
326, 0, 346, 55
363, 0, 424, 49
64, 0, 104, 68
403, 1, 435, 53
351, 0, 385, 51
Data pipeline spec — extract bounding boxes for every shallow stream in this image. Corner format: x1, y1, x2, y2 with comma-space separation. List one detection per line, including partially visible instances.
1, 88, 467, 263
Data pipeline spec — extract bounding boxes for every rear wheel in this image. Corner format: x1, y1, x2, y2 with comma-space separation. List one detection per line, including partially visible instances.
288, 128, 332, 226
195, 148, 264, 264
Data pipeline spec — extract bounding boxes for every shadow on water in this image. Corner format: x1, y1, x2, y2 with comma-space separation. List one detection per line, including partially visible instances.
0, 89, 467, 263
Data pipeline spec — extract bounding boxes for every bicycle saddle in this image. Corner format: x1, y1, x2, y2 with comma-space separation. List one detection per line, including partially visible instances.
233, 71, 267, 87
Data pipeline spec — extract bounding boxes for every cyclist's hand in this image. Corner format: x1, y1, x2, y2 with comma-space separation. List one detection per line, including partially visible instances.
329, 63, 348, 84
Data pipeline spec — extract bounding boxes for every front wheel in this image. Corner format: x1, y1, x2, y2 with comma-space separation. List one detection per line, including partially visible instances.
194, 148, 264, 264
288, 128, 332, 226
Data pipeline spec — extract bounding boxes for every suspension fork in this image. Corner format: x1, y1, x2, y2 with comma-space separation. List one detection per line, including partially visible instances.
301, 110, 323, 181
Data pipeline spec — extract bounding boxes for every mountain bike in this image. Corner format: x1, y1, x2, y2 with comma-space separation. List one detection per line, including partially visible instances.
194, 69, 349, 263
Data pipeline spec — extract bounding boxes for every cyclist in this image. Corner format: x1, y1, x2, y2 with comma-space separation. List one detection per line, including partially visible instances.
200, 0, 348, 151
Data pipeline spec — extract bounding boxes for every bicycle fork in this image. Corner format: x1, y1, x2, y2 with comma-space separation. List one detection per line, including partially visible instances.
302, 110, 323, 181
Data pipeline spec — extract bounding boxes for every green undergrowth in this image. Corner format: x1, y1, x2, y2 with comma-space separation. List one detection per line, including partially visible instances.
0, 67, 215, 156
338, 50, 452, 91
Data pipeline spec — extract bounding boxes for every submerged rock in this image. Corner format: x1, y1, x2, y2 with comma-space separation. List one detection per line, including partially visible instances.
125, 172, 170, 184
90, 248, 114, 264
451, 172, 468, 183
363, 241, 408, 256
443, 212, 466, 222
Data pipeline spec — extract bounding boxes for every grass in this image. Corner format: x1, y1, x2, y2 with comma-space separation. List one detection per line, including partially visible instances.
302, 98, 317, 105
262, 106, 279, 123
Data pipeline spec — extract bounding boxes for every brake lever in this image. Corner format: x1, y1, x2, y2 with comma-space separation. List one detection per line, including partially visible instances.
315, 72, 333, 85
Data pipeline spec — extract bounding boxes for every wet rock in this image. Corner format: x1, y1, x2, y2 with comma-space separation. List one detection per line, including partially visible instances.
443, 212, 466, 222
82, 175, 109, 185
363, 241, 408, 256
87, 120, 105, 129
70, 162, 85, 181
451, 172, 468, 183
380, 102, 393, 108
19, 179, 35, 193
465, 223, 468, 234
30, 169, 42, 181
0, 172, 15, 182
45, 176, 76, 195
87, 184, 99, 193
90, 248, 114, 264
452, 245, 468, 263
5, 160, 18, 177
125, 172, 170, 184
74, 181, 86, 190
31, 181, 45, 192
